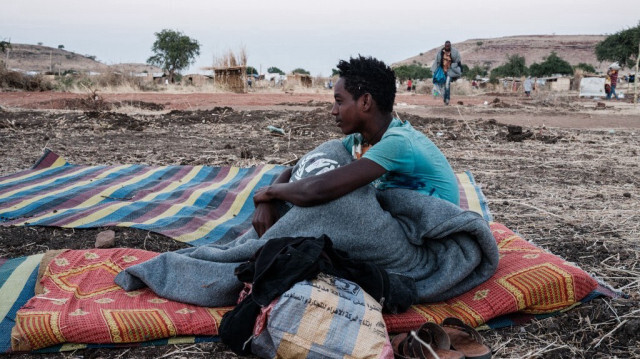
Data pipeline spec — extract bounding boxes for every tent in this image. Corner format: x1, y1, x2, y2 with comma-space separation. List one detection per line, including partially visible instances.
579, 77, 606, 98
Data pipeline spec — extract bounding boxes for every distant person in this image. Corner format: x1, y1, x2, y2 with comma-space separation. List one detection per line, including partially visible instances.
606, 66, 619, 100
433, 41, 462, 105
523, 76, 533, 97
328, 79, 333, 89
406, 78, 412, 92
248, 77, 253, 89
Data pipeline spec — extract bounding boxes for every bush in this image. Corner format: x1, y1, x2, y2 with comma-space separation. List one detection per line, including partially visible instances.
528, 52, 573, 77
0, 68, 54, 91
491, 54, 528, 78
464, 65, 488, 80
291, 68, 310, 75
0, 40, 10, 53
394, 64, 432, 81
52, 72, 159, 92
574, 63, 597, 73
267, 66, 284, 75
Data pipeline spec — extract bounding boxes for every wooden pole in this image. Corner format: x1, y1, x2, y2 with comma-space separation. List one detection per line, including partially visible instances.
635, 41, 639, 106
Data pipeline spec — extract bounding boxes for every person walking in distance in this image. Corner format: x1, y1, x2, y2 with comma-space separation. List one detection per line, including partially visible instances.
433, 41, 462, 105
606, 65, 619, 100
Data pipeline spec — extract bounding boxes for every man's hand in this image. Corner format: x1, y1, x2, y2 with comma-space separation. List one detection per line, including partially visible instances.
252, 201, 280, 237
253, 186, 273, 205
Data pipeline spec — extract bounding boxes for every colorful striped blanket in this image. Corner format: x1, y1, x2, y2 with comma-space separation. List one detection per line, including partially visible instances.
0, 150, 490, 244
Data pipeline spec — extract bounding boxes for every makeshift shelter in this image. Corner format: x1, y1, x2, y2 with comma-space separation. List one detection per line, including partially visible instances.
183, 74, 213, 86
152, 72, 167, 85
213, 66, 246, 93
539, 77, 571, 92
264, 73, 286, 86
579, 77, 606, 98
286, 73, 312, 88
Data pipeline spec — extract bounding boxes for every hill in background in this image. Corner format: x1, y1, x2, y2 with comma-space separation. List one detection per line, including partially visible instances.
394, 35, 608, 73
2, 44, 162, 74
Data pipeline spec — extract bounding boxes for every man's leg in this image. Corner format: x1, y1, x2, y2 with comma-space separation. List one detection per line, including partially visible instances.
611, 85, 618, 99
444, 75, 451, 105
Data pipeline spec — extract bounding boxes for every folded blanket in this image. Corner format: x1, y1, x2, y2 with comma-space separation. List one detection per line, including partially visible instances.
116, 140, 500, 306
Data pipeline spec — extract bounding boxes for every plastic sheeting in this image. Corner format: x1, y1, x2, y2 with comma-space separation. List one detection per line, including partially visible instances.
579, 77, 606, 98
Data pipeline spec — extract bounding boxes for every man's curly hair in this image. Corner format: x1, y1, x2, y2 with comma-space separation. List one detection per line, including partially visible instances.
336, 55, 396, 113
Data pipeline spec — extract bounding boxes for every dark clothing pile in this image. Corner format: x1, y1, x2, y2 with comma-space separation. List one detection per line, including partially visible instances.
219, 235, 416, 355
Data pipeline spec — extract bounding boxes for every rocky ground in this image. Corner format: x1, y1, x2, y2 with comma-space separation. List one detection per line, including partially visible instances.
0, 91, 639, 358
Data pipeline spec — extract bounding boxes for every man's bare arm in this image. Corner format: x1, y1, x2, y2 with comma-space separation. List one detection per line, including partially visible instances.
253, 158, 386, 207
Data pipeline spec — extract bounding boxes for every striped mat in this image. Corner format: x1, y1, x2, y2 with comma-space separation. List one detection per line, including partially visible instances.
0, 149, 492, 245
4, 225, 620, 353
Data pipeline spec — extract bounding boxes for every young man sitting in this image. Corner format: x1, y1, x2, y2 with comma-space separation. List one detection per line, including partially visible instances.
252, 55, 459, 236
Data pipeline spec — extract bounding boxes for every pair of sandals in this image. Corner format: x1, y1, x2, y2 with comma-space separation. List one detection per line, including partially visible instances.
391, 317, 492, 359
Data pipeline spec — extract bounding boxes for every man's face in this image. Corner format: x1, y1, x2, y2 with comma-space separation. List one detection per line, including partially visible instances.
445, 42, 451, 51
331, 78, 362, 135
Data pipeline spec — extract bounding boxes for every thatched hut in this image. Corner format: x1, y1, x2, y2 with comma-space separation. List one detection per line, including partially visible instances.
213, 66, 246, 93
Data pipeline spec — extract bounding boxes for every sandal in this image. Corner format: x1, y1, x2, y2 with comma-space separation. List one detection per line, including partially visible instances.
441, 317, 492, 359
392, 322, 464, 359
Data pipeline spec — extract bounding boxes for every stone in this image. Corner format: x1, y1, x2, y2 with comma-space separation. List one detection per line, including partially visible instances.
95, 230, 116, 248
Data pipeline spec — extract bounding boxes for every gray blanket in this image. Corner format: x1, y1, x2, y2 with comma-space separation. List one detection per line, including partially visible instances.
115, 140, 499, 307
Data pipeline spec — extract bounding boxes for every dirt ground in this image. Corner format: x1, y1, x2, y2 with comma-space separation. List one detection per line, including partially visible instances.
0, 90, 639, 358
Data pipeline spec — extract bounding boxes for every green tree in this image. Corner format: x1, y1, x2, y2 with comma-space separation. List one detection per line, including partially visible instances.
331, 68, 340, 76
573, 63, 597, 73
267, 66, 284, 75
147, 29, 200, 83
246, 66, 258, 75
528, 52, 573, 77
464, 65, 488, 80
0, 39, 10, 53
393, 64, 432, 81
490, 54, 528, 79
595, 23, 640, 68
291, 68, 310, 75
58, 44, 64, 49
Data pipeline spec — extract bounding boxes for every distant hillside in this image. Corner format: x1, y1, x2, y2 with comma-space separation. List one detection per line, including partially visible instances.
394, 35, 608, 73
2, 44, 161, 74
110, 63, 164, 75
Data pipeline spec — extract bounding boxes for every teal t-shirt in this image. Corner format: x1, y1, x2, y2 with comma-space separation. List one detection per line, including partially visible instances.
342, 118, 460, 205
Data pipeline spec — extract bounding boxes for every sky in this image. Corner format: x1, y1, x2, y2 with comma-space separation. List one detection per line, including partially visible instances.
1, 0, 638, 76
